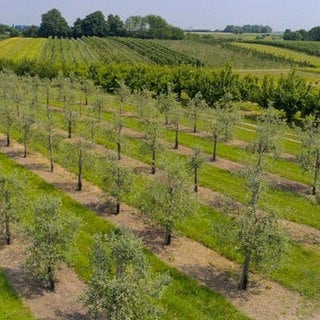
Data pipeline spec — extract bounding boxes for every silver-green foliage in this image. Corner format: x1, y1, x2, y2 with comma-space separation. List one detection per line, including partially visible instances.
81, 228, 171, 320
24, 195, 80, 290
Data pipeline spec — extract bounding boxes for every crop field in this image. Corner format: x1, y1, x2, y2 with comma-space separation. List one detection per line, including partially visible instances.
2, 33, 320, 319
0, 37, 46, 61
1, 71, 320, 319
233, 42, 320, 69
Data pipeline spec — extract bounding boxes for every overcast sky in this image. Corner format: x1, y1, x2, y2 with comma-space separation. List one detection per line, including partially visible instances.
1, 0, 320, 31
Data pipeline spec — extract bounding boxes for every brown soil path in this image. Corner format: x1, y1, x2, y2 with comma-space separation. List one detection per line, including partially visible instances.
0, 242, 88, 320
0, 137, 319, 320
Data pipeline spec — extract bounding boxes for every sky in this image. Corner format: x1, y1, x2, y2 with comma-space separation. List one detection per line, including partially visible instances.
1, 0, 320, 32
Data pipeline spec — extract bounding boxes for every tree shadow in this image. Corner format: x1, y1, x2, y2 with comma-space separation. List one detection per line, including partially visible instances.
54, 310, 90, 320
178, 263, 263, 300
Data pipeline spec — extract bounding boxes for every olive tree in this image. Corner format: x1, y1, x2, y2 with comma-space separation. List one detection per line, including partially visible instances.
0, 171, 24, 245
188, 148, 205, 192
204, 94, 241, 161
81, 228, 171, 320
138, 160, 197, 245
296, 116, 320, 195
187, 92, 208, 133
101, 155, 133, 214
24, 195, 79, 291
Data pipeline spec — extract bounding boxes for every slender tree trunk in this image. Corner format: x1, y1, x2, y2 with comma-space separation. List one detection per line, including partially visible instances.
115, 201, 120, 215
48, 266, 55, 291
23, 134, 28, 158
85, 96, 88, 106
164, 226, 171, 246
312, 149, 320, 195
212, 133, 217, 161
194, 167, 198, 192
193, 115, 197, 133
239, 255, 250, 290
48, 132, 54, 172
117, 142, 121, 160
6, 131, 10, 147
174, 123, 179, 149
77, 148, 83, 191
151, 148, 156, 174
67, 119, 72, 138
165, 114, 169, 126
5, 215, 10, 245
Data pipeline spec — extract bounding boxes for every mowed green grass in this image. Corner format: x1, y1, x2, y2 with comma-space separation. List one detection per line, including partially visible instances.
0, 37, 46, 61
0, 270, 35, 320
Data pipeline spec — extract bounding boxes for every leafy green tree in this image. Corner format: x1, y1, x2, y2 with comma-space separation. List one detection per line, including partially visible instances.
0, 171, 24, 245
81, 78, 95, 106
38, 8, 71, 38
204, 94, 241, 161
81, 228, 171, 319
188, 148, 205, 192
24, 195, 79, 291
296, 116, 320, 195
72, 18, 83, 38
106, 14, 125, 36
82, 11, 108, 37
138, 160, 196, 245
22, 25, 39, 38
187, 91, 208, 133
43, 106, 56, 172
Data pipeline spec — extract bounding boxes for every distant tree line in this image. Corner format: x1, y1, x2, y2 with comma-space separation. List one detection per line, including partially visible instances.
283, 27, 320, 41
223, 24, 272, 34
20, 8, 183, 40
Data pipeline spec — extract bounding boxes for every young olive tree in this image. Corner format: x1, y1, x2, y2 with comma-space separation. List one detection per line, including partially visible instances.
156, 88, 177, 126
204, 94, 241, 161
101, 155, 133, 214
187, 92, 208, 133
235, 167, 286, 290
18, 97, 37, 158
138, 91, 163, 174
188, 148, 205, 192
0, 171, 24, 245
251, 106, 285, 171
138, 160, 197, 245
24, 195, 79, 291
43, 106, 56, 172
296, 116, 320, 195
81, 228, 171, 320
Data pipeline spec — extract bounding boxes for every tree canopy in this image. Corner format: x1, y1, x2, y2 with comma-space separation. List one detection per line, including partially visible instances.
38, 8, 71, 38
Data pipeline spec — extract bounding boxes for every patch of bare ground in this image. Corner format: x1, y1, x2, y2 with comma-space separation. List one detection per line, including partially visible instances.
1, 137, 319, 320
0, 242, 88, 320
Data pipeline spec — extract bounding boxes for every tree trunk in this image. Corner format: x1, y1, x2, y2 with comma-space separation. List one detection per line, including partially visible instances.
5, 217, 10, 245
174, 123, 179, 149
115, 201, 120, 215
117, 142, 121, 160
85, 96, 88, 106
194, 167, 198, 192
23, 135, 28, 158
6, 131, 10, 147
212, 133, 217, 161
164, 228, 171, 246
77, 148, 83, 191
239, 255, 250, 290
165, 114, 169, 126
312, 149, 320, 195
48, 266, 55, 292
193, 115, 197, 133
67, 119, 72, 139
151, 148, 156, 174
48, 133, 54, 172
